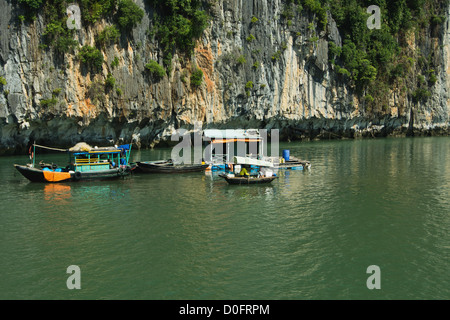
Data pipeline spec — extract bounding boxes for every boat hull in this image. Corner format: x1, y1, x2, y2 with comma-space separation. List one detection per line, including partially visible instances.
136, 162, 209, 173
14, 165, 51, 182
219, 174, 277, 185
14, 164, 129, 183
276, 160, 311, 170
74, 168, 130, 181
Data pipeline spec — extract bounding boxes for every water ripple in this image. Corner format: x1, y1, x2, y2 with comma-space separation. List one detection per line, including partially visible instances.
1, 138, 449, 299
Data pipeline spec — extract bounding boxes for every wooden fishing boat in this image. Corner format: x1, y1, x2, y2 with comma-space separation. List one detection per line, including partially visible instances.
14, 143, 132, 183
14, 164, 128, 182
130, 160, 169, 173
219, 174, 277, 185
136, 161, 209, 173
217, 156, 278, 184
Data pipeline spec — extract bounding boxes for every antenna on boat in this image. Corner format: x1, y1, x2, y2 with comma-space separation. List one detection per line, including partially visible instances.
126, 143, 132, 165
32, 141, 36, 168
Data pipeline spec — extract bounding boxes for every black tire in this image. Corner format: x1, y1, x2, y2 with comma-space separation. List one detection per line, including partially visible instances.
73, 171, 81, 181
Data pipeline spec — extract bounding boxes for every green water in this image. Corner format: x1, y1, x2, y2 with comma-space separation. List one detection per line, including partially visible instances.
0, 137, 449, 300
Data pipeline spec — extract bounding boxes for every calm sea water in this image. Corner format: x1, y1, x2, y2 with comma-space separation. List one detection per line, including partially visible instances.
0, 137, 448, 300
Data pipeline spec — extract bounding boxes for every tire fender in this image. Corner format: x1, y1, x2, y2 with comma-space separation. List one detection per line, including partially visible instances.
73, 171, 81, 181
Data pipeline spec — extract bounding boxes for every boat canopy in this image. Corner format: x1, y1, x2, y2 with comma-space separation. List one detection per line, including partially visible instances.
233, 156, 274, 167
69, 143, 131, 156
204, 129, 262, 141
211, 138, 263, 144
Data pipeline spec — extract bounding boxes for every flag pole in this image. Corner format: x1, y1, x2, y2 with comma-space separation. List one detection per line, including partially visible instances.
32, 141, 36, 168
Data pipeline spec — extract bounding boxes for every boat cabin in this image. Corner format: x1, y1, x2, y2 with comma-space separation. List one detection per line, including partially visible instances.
70, 145, 131, 172
203, 129, 264, 164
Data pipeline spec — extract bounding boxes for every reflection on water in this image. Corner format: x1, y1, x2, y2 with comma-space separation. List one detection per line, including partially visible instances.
40, 181, 129, 206
44, 184, 72, 203
0, 137, 449, 299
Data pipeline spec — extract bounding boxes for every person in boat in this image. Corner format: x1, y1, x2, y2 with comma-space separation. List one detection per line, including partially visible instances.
239, 165, 250, 178
65, 163, 75, 172
258, 169, 264, 178
108, 159, 116, 169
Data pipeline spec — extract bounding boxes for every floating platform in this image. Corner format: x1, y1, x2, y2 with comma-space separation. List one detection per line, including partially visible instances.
275, 156, 311, 170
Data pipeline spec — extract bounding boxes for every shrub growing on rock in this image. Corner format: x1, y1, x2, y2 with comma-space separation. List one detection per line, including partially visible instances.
191, 68, 204, 87
117, 0, 144, 29
78, 45, 104, 71
145, 60, 166, 80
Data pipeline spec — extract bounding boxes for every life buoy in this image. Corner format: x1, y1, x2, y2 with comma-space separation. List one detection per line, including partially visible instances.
228, 163, 233, 172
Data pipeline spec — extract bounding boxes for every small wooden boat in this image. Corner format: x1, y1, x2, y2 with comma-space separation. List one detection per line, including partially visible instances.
130, 160, 169, 173
219, 174, 277, 185
136, 161, 209, 173
14, 143, 132, 183
218, 156, 277, 184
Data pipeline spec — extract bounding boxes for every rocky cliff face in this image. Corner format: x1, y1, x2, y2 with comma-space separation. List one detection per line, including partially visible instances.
0, 0, 448, 154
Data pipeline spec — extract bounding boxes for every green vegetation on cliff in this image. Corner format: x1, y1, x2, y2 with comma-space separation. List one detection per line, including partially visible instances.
146, 0, 210, 71
17, 0, 144, 51
96, 25, 121, 46
78, 45, 104, 71
16, 0, 209, 78
328, 0, 447, 112
145, 60, 166, 80
117, 0, 145, 29
281, 0, 448, 113
80, 0, 117, 24
190, 67, 204, 87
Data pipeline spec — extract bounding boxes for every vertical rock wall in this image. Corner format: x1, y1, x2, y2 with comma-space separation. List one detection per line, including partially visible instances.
0, 0, 448, 154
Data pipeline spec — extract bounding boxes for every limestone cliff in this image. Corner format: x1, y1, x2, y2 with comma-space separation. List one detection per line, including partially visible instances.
0, 0, 448, 154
